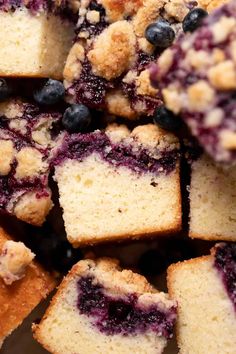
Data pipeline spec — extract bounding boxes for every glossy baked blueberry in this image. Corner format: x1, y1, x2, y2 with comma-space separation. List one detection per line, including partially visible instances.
153, 106, 182, 131
0, 79, 11, 102
182, 8, 208, 32
33, 79, 65, 105
62, 104, 92, 133
145, 20, 175, 48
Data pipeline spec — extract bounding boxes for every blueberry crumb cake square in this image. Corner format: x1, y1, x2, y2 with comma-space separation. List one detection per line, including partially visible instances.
52, 123, 181, 246
167, 242, 236, 354
33, 257, 177, 354
0, 225, 55, 347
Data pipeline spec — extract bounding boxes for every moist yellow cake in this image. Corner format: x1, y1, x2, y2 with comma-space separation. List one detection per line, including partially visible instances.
0, 1, 74, 79
189, 154, 236, 241
52, 123, 181, 247
33, 258, 177, 354
0, 225, 55, 347
0, 98, 63, 225
167, 243, 236, 354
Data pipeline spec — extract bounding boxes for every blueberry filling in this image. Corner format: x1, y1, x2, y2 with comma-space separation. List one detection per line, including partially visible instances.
0, 102, 62, 212
76, 0, 108, 38
121, 51, 163, 116
0, 163, 49, 210
77, 276, 176, 338
68, 58, 111, 109
52, 131, 179, 175
214, 243, 236, 312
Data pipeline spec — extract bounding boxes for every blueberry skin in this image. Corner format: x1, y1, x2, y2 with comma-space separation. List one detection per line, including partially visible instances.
0, 79, 11, 102
62, 104, 92, 133
145, 20, 175, 48
183, 8, 208, 33
33, 79, 65, 105
153, 105, 182, 131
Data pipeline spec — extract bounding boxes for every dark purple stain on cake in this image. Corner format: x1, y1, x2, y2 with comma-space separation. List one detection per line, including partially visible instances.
0, 0, 77, 22
67, 23, 168, 116
121, 50, 163, 116
77, 276, 176, 338
214, 243, 236, 312
68, 58, 111, 109
150, 1, 236, 163
0, 101, 61, 213
52, 131, 179, 175
0, 101, 62, 148
0, 167, 49, 210
75, 0, 108, 38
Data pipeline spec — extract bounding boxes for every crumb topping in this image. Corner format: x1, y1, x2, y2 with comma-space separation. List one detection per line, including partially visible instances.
64, 0, 197, 119
151, 0, 236, 163
0, 241, 35, 285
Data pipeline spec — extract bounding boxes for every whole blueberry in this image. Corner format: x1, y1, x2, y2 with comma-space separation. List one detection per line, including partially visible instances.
145, 20, 175, 48
33, 79, 65, 105
153, 105, 182, 131
183, 8, 208, 32
0, 79, 11, 101
62, 104, 92, 133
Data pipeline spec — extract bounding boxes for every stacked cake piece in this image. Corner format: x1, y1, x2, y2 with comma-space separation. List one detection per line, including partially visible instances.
52, 123, 181, 246
0, 0, 75, 78
34, 257, 177, 354
168, 243, 236, 353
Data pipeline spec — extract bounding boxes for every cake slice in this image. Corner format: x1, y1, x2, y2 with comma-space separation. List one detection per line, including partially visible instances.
151, 0, 236, 163
0, 98, 63, 225
189, 154, 236, 241
0, 0, 74, 79
0, 225, 55, 347
52, 124, 181, 246
64, 0, 198, 119
33, 258, 177, 354
167, 243, 236, 354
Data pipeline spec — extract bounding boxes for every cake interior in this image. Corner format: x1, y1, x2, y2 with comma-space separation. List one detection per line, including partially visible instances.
189, 154, 236, 240
77, 275, 176, 337
0, 5, 74, 78
168, 255, 236, 354
53, 129, 181, 246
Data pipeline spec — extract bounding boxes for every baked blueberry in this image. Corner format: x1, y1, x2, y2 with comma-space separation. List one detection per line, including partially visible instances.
145, 20, 175, 48
62, 104, 92, 133
182, 8, 208, 32
33, 79, 65, 105
153, 106, 182, 131
0, 79, 11, 101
